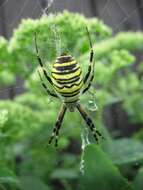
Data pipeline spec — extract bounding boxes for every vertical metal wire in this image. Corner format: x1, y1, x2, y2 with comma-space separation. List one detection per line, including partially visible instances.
0, 3, 7, 37
135, 0, 143, 29
89, 0, 98, 16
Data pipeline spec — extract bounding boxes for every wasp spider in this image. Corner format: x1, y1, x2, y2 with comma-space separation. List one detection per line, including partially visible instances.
35, 27, 103, 147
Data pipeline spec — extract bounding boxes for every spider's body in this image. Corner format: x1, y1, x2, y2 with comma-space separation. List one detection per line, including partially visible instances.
51, 55, 83, 111
35, 27, 103, 147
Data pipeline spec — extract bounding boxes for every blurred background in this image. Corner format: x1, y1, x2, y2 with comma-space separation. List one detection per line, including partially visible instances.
0, 0, 143, 190
1, 0, 143, 37
0, 0, 143, 134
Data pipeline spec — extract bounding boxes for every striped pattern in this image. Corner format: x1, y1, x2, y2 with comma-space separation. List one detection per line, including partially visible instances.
51, 55, 83, 103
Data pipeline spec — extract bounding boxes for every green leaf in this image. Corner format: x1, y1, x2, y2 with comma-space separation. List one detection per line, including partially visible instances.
0, 109, 8, 128
133, 167, 143, 190
79, 144, 133, 190
19, 176, 50, 190
107, 139, 143, 165
0, 167, 19, 184
51, 169, 78, 179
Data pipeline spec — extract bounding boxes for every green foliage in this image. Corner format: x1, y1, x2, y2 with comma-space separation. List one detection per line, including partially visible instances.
0, 100, 47, 142
106, 139, 143, 165
0, 109, 8, 127
19, 176, 50, 190
0, 37, 9, 63
8, 11, 111, 78
133, 167, 143, 190
0, 11, 143, 190
79, 145, 133, 190
0, 167, 19, 185
0, 37, 15, 86
82, 32, 143, 60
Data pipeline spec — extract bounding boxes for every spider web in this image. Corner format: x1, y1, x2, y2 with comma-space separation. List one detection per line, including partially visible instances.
0, 0, 143, 99
0, 0, 143, 174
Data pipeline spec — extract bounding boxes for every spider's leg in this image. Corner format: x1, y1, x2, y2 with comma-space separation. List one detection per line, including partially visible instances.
82, 26, 95, 94
48, 104, 67, 147
37, 70, 58, 98
76, 103, 103, 143
34, 32, 53, 85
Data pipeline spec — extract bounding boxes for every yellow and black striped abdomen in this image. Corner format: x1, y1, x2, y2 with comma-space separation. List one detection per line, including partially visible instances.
51, 55, 83, 103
